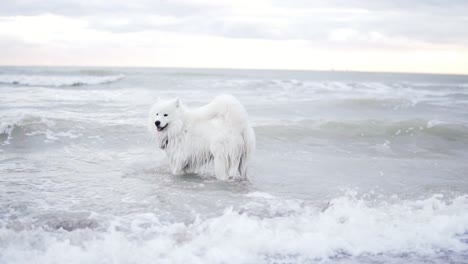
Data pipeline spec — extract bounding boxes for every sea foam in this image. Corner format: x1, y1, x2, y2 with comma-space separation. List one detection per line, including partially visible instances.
1, 194, 467, 264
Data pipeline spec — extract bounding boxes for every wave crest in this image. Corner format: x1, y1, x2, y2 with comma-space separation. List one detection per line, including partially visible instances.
0, 74, 124, 87
0, 194, 467, 263
0, 114, 79, 145
256, 119, 468, 142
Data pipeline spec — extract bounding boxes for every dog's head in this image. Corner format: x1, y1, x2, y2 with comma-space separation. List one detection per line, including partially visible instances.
148, 97, 182, 142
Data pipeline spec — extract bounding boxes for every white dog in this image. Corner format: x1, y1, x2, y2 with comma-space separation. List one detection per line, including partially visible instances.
148, 94, 255, 180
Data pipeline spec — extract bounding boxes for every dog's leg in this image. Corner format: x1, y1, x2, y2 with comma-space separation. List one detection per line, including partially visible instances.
214, 155, 229, 180
171, 166, 184, 175
169, 158, 185, 175
238, 156, 248, 180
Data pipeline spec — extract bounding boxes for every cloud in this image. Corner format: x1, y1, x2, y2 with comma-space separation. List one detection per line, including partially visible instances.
0, 0, 467, 73
1, 0, 467, 46
0, 0, 223, 17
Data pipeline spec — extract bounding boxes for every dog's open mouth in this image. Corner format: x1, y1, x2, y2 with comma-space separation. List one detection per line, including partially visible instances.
157, 124, 168, 132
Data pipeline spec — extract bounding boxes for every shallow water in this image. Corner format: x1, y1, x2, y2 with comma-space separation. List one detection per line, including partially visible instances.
1, 67, 468, 263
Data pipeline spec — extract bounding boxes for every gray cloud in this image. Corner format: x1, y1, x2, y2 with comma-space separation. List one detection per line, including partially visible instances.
1, 0, 468, 46
0, 0, 218, 17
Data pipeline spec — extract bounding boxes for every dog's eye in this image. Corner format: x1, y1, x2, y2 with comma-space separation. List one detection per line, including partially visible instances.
156, 113, 159, 116
164, 114, 168, 117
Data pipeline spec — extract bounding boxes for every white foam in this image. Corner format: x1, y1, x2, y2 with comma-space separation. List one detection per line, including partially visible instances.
1, 194, 467, 263
427, 119, 447, 128
245, 191, 276, 199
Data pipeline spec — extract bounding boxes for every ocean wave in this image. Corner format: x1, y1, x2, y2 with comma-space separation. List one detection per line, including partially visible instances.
255, 119, 468, 142
0, 74, 124, 87
333, 97, 416, 109
1, 114, 52, 143
0, 194, 467, 263
0, 114, 80, 145
233, 80, 468, 106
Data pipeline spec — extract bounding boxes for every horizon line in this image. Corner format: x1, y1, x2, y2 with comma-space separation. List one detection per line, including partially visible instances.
1, 64, 467, 77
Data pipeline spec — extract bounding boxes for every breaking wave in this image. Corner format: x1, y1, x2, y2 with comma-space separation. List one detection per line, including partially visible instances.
333, 97, 416, 109
0, 114, 80, 145
0, 193, 467, 263
255, 119, 468, 142
0, 74, 124, 87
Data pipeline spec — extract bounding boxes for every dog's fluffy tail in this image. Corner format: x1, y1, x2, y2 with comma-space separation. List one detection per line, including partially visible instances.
194, 94, 248, 125
238, 125, 255, 179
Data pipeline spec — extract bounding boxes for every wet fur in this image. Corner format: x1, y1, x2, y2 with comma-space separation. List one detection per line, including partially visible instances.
148, 94, 255, 180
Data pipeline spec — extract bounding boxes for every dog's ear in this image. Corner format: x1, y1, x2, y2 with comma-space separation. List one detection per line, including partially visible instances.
174, 98, 180, 108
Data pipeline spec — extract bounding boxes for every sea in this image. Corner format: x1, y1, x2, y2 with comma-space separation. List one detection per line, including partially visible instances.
1, 66, 468, 263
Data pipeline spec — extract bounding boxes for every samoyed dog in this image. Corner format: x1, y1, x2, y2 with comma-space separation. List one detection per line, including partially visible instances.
148, 94, 255, 180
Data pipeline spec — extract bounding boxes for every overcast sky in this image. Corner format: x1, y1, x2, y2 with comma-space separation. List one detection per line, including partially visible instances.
0, 0, 467, 74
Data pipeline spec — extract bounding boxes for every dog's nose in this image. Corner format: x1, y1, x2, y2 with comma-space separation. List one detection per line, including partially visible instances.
155, 120, 161, 127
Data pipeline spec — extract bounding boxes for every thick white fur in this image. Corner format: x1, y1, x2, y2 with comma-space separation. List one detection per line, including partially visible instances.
148, 94, 255, 180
